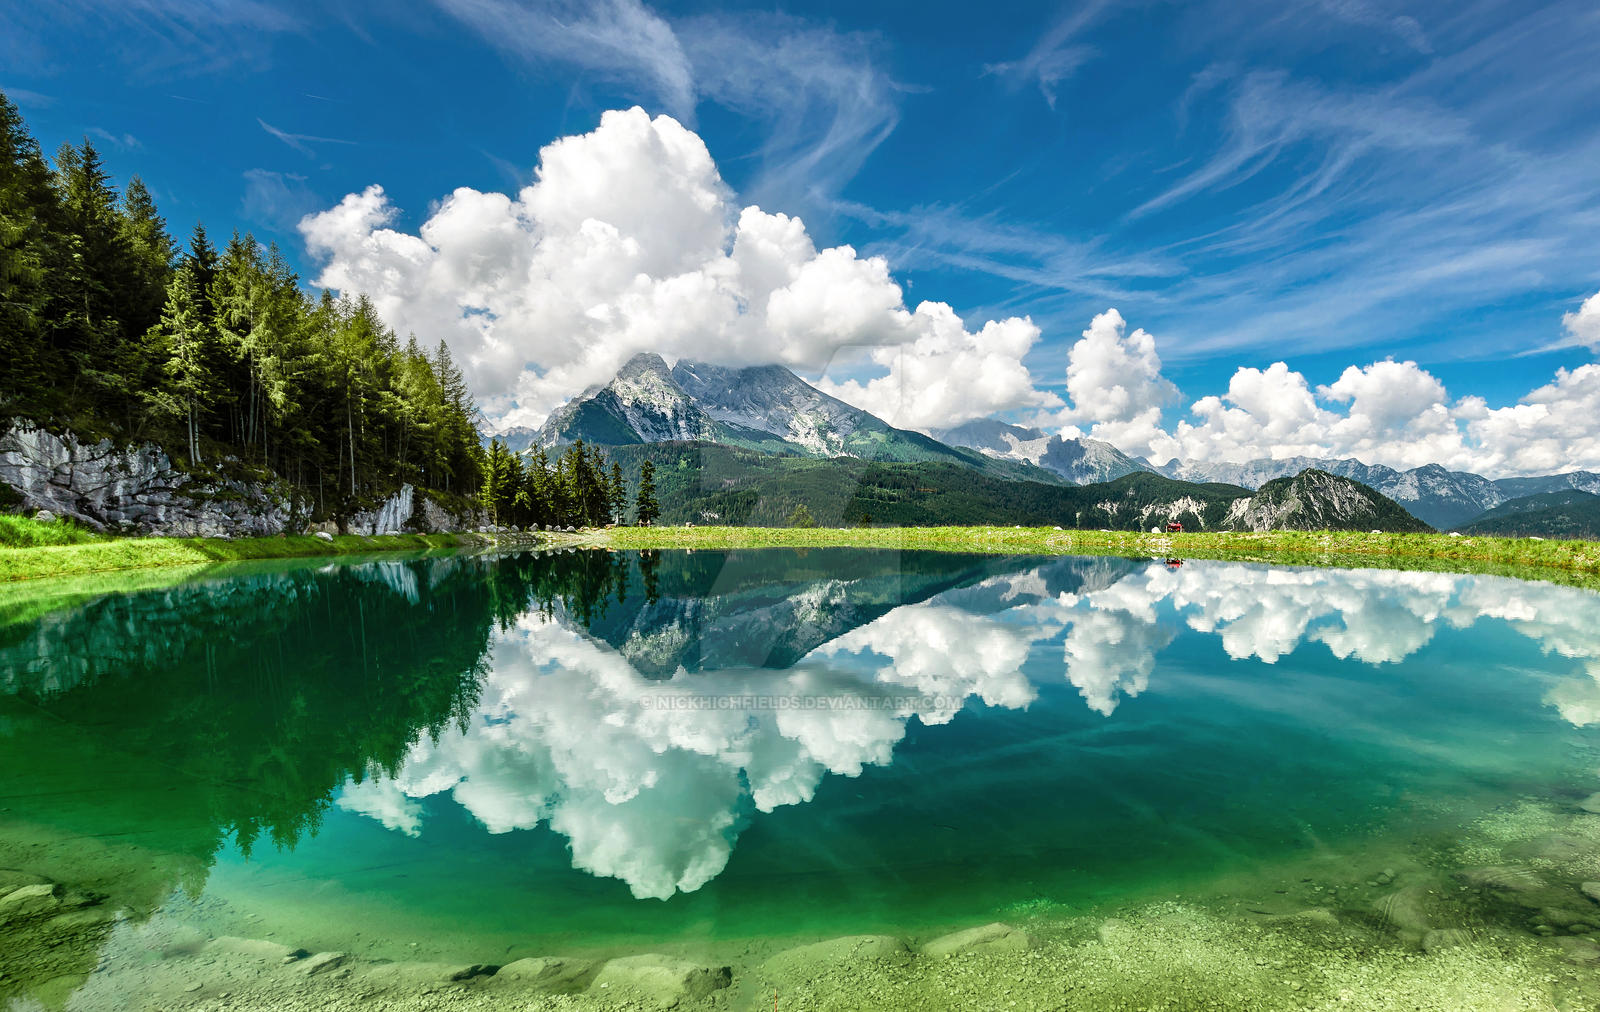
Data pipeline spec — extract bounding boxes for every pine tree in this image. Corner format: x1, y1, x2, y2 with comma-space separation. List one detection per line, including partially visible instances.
608, 461, 625, 524
635, 460, 660, 526
147, 260, 217, 463
117, 176, 174, 334
0, 90, 58, 409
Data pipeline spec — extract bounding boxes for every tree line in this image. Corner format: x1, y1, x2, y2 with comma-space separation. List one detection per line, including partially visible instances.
0, 90, 483, 519
479, 438, 661, 528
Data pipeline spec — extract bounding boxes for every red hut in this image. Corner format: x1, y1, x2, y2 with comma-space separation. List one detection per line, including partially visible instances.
1166, 521, 1184, 533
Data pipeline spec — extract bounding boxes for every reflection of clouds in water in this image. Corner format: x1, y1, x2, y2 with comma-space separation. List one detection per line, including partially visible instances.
337, 602, 1039, 899
337, 559, 1600, 897
816, 605, 1038, 721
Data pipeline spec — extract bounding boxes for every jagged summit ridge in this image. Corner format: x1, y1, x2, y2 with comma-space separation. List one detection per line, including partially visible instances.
933, 418, 1152, 485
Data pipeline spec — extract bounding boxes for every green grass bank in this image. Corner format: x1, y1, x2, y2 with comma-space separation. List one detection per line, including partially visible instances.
7, 513, 1600, 592
596, 525, 1600, 590
0, 517, 469, 583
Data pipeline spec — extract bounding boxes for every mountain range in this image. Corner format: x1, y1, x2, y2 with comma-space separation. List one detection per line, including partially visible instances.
503, 353, 1592, 535
927, 416, 1600, 530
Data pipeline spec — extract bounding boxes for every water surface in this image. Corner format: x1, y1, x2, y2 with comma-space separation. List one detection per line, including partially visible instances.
5, 548, 1600, 1006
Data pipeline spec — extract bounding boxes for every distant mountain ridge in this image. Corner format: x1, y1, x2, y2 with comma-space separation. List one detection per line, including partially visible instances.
1156, 456, 1600, 529
931, 418, 1151, 485
531, 353, 1062, 483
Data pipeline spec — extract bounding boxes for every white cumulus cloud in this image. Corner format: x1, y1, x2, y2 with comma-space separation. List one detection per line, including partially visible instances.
1033, 298, 1600, 476
300, 107, 1049, 431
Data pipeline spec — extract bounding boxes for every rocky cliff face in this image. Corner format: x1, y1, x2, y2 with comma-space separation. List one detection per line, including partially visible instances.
671, 359, 892, 457
536, 353, 725, 449
0, 420, 293, 537
1, 419, 475, 537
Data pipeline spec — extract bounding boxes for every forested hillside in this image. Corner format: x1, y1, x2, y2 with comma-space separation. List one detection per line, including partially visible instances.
1456, 491, 1600, 539
0, 92, 482, 519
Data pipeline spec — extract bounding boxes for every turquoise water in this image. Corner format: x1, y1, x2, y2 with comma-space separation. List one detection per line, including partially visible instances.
4, 548, 1600, 999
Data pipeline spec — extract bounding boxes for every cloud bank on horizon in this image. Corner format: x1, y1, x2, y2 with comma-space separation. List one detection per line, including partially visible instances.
302, 107, 1600, 479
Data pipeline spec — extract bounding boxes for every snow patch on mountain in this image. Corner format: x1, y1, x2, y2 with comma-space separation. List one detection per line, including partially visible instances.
934, 418, 1151, 484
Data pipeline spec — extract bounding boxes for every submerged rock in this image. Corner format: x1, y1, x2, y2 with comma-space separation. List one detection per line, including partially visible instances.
588, 954, 731, 1009
490, 956, 595, 991
922, 922, 1036, 958
1371, 886, 1432, 937
762, 934, 913, 977
1455, 865, 1568, 909
1579, 792, 1600, 814
1422, 928, 1475, 954
295, 951, 349, 977
0, 883, 62, 923
1508, 832, 1591, 863
201, 935, 299, 963
357, 961, 498, 989
1554, 936, 1600, 963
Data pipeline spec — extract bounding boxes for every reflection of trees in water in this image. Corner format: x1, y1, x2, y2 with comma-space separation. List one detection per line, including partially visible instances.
0, 556, 539, 861
0, 555, 549, 1005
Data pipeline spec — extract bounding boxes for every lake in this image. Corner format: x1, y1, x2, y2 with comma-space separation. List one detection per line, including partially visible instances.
4, 547, 1600, 1009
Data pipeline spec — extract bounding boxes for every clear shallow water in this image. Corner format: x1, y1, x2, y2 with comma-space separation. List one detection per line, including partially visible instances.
5, 548, 1600, 1004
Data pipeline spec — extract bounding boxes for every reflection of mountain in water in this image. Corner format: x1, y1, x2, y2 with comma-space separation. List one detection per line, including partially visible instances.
579, 548, 1085, 677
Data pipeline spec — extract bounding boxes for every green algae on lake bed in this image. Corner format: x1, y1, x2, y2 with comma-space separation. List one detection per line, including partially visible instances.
5, 547, 1600, 1009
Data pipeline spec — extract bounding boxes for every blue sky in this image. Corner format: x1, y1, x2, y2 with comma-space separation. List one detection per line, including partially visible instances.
5, 0, 1600, 472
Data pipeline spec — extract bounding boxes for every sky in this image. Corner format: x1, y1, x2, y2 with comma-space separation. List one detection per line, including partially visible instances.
4, 0, 1600, 475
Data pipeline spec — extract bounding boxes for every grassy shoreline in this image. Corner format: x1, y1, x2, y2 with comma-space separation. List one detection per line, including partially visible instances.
5, 522, 1600, 591
593, 525, 1600, 590
0, 531, 471, 583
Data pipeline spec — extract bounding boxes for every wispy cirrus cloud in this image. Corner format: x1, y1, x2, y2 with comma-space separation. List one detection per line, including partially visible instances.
87, 126, 141, 149
258, 118, 356, 158
428, 0, 902, 212
981, 0, 1113, 109
432, 0, 696, 120
4, 0, 300, 75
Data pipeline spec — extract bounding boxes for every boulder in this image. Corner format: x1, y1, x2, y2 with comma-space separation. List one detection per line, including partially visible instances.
33, 509, 55, 522
921, 922, 1035, 958
588, 954, 731, 1008
489, 956, 594, 991
762, 935, 913, 978
313, 531, 334, 542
